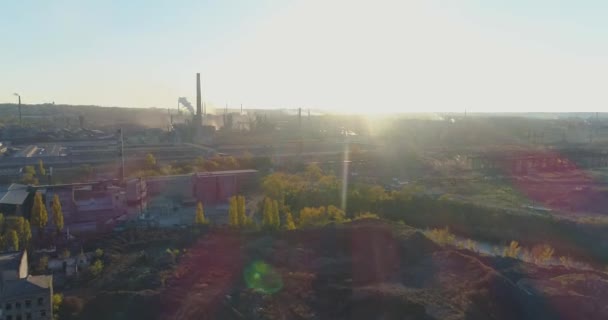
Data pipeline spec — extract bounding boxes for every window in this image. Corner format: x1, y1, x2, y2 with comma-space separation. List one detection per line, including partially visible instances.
15, 302, 21, 309
40, 310, 46, 317
25, 313, 32, 320
37, 298, 43, 306
16, 315, 22, 320
25, 300, 31, 308
5, 303, 11, 310
7, 315, 13, 320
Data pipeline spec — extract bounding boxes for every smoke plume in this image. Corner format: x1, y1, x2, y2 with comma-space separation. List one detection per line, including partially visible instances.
178, 97, 195, 114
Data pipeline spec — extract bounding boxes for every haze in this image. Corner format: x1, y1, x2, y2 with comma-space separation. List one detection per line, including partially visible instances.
2, 0, 608, 113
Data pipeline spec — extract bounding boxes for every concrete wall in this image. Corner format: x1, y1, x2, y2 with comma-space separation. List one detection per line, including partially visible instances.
146, 175, 192, 201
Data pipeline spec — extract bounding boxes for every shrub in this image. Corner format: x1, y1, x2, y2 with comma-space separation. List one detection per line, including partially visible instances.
559, 256, 573, 268
426, 227, 455, 246
503, 241, 521, 258
37, 255, 49, 273
52, 293, 63, 320
89, 259, 104, 277
58, 296, 84, 320
531, 244, 555, 265
354, 212, 380, 220
465, 239, 478, 252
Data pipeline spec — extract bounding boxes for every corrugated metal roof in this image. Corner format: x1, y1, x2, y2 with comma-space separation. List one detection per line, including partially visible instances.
0, 183, 30, 205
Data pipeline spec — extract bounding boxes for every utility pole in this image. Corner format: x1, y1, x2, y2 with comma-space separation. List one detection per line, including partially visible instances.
13, 93, 22, 125
118, 128, 125, 181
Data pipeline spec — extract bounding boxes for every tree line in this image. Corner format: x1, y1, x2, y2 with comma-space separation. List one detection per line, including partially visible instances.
129, 152, 271, 178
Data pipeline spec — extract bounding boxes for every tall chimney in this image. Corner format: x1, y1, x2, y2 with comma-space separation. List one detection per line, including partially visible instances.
196, 73, 202, 118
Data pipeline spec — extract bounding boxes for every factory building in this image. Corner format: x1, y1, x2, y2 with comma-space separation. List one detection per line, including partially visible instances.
0, 184, 32, 216
192, 170, 257, 205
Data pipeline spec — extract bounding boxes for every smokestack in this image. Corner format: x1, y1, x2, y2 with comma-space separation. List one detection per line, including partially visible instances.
196, 73, 202, 118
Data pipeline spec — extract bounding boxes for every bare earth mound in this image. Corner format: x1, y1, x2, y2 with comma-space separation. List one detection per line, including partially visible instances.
159, 220, 608, 320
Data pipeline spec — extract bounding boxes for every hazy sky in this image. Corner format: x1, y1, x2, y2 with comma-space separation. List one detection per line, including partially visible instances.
2, 0, 607, 113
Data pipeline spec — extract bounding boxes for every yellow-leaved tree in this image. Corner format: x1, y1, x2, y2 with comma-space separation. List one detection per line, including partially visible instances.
284, 212, 296, 230
52, 194, 64, 233
30, 192, 48, 234
237, 195, 246, 226
228, 196, 239, 227
195, 201, 208, 225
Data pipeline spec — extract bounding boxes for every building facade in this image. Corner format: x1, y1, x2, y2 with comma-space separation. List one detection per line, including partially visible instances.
0, 251, 53, 320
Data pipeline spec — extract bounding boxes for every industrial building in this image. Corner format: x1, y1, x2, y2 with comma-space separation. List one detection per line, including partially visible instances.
145, 169, 257, 205
0, 168, 257, 234
192, 170, 257, 204
0, 251, 53, 320
0, 184, 31, 216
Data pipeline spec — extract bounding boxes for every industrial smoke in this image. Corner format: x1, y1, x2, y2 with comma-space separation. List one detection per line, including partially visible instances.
178, 97, 195, 114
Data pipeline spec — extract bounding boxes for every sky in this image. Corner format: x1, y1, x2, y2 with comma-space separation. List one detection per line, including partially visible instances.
1, 0, 608, 113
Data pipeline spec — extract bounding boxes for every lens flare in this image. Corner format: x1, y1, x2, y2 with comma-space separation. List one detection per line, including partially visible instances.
243, 260, 283, 294
341, 141, 350, 212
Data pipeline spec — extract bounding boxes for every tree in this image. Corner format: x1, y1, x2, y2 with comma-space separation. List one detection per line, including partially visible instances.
38, 159, 46, 176
7, 230, 18, 251
21, 170, 39, 185
271, 199, 280, 228
531, 244, 555, 264
36, 255, 49, 273
23, 220, 32, 246
262, 197, 274, 228
53, 293, 63, 320
24, 165, 36, 175
52, 194, 64, 232
144, 153, 157, 169
89, 259, 103, 277
237, 195, 246, 226
326, 205, 345, 222
304, 163, 323, 181
57, 296, 84, 320
31, 192, 48, 231
6, 216, 28, 247
0, 213, 4, 233
503, 241, 521, 258
195, 201, 208, 225
428, 227, 455, 246
284, 212, 296, 230
228, 196, 239, 227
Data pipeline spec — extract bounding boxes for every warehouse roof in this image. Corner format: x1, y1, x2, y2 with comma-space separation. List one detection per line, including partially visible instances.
0, 183, 30, 205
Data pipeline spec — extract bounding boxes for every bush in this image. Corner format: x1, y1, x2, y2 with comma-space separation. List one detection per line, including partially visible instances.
354, 212, 380, 220
89, 259, 104, 277
426, 227, 455, 246
559, 256, 573, 268
52, 293, 63, 320
465, 239, 478, 252
298, 205, 345, 227
531, 244, 555, 265
58, 296, 84, 320
503, 241, 521, 258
